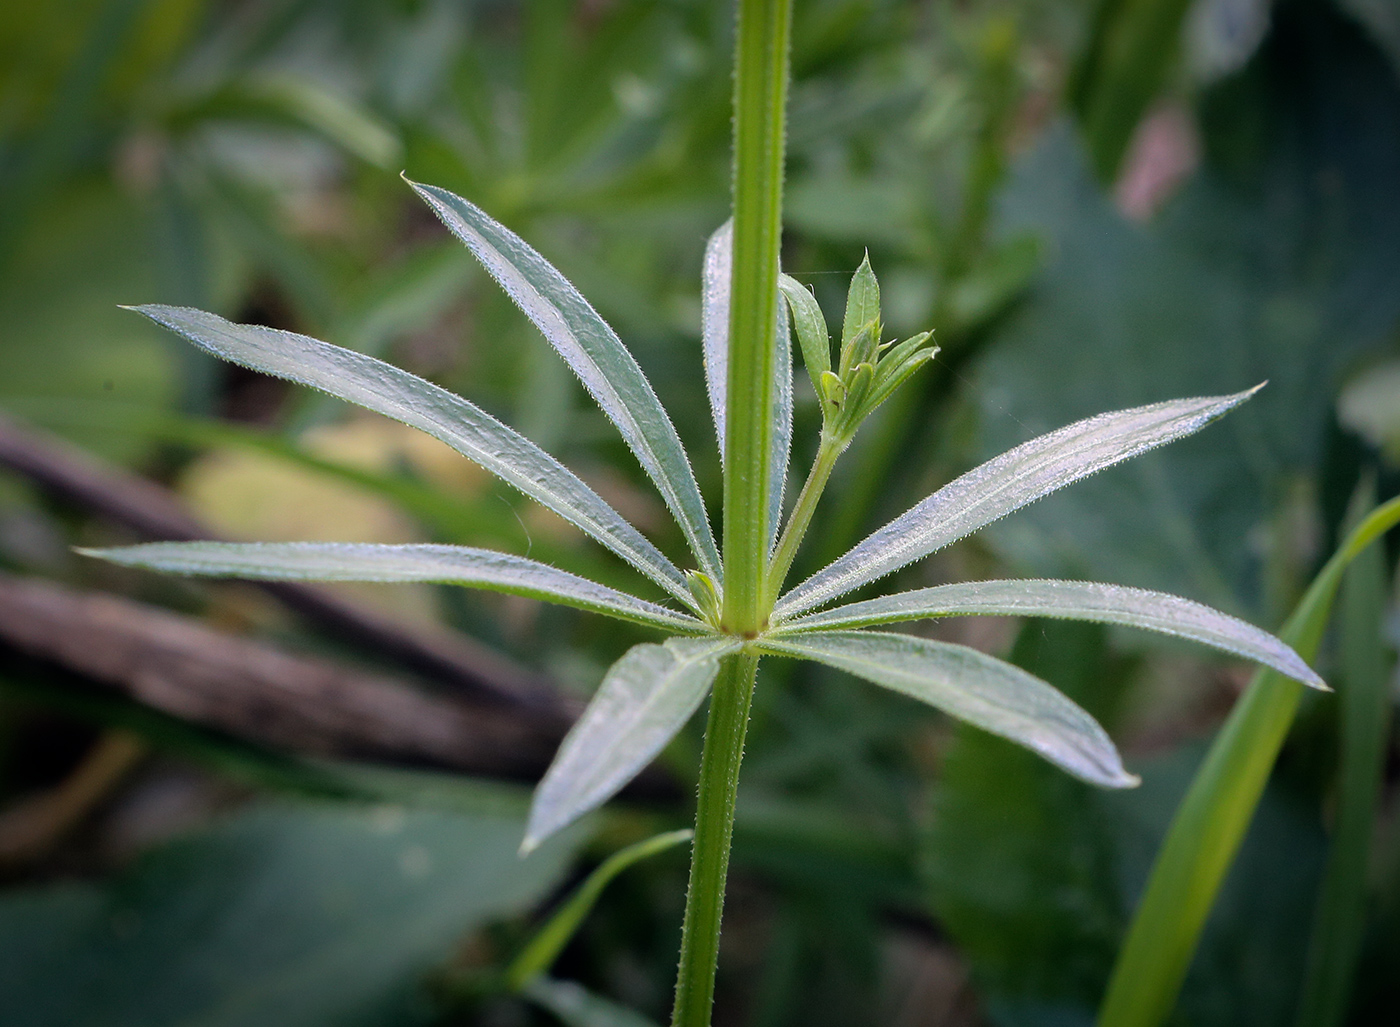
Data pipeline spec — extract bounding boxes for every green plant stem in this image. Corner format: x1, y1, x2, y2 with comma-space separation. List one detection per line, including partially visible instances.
1097, 494, 1400, 1027
721, 0, 792, 635
766, 433, 845, 607
1295, 485, 1393, 1027
671, 650, 760, 1027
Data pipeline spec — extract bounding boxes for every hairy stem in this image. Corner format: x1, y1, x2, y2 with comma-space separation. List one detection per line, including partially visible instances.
671, 650, 760, 1027
721, 0, 792, 635
766, 433, 845, 608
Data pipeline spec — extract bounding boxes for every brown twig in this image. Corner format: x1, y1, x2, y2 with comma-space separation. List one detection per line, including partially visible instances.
0, 413, 567, 714
0, 572, 572, 779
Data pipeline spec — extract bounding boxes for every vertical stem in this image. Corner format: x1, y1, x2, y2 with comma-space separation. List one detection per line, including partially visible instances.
722, 0, 793, 635
672, 650, 760, 1027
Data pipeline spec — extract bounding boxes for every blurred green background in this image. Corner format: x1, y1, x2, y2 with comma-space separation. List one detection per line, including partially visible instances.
1, 0, 1399, 1024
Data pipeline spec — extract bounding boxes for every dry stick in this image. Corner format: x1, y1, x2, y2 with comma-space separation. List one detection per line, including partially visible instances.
0, 413, 568, 715
0, 729, 147, 865
0, 571, 570, 780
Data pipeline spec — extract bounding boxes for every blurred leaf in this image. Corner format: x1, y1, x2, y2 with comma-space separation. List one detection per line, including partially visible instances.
973, 2, 1400, 617
0, 796, 583, 1027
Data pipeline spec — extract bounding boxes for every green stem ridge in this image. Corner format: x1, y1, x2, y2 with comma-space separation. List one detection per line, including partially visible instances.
1097, 495, 1400, 1027
671, 650, 760, 1027
722, 0, 793, 635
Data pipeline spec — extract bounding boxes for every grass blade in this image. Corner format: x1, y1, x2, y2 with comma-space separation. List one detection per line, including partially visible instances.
701, 220, 792, 548
1097, 493, 1400, 1027
507, 829, 693, 991
127, 305, 692, 607
78, 542, 704, 634
759, 630, 1137, 788
406, 180, 722, 582
1296, 502, 1392, 1027
777, 387, 1261, 619
775, 578, 1323, 689
523, 977, 662, 1027
524, 638, 740, 851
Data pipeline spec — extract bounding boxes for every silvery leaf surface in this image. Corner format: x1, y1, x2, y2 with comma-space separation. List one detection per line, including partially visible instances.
80, 542, 704, 634
758, 630, 1137, 788
774, 578, 1324, 688
776, 387, 1261, 619
701, 219, 793, 547
408, 181, 722, 582
524, 637, 741, 851
129, 305, 692, 607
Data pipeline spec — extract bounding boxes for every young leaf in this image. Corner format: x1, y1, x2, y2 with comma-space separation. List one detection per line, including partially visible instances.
774, 578, 1324, 688
840, 252, 880, 362
127, 305, 693, 608
406, 180, 723, 582
776, 387, 1262, 618
779, 274, 830, 399
700, 219, 793, 548
524, 638, 741, 852
79, 542, 705, 634
759, 630, 1136, 788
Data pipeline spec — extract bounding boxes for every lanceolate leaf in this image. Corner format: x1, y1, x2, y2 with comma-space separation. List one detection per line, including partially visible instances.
79, 542, 705, 634
779, 274, 830, 397
701, 219, 793, 547
758, 631, 1137, 789
407, 180, 723, 582
524, 638, 741, 851
774, 578, 1324, 689
776, 388, 1261, 619
128, 305, 693, 608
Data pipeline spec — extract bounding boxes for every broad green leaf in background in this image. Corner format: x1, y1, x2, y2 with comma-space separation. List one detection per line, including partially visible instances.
128, 305, 693, 607
775, 389, 1259, 620
758, 630, 1137, 788
774, 578, 1322, 687
405, 180, 724, 582
972, 2, 1400, 617
525, 637, 741, 851
701, 219, 793, 547
0, 796, 582, 1027
79, 541, 704, 634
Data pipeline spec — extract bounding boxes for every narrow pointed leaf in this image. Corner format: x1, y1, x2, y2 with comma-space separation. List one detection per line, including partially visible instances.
128, 305, 692, 607
841, 253, 880, 353
702, 219, 733, 457
777, 387, 1261, 618
701, 219, 792, 547
779, 274, 831, 400
79, 542, 704, 634
759, 630, 1136, 788
524, 638, 741, 850
775, 578, 1324, 688
407, 180, 722, 581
